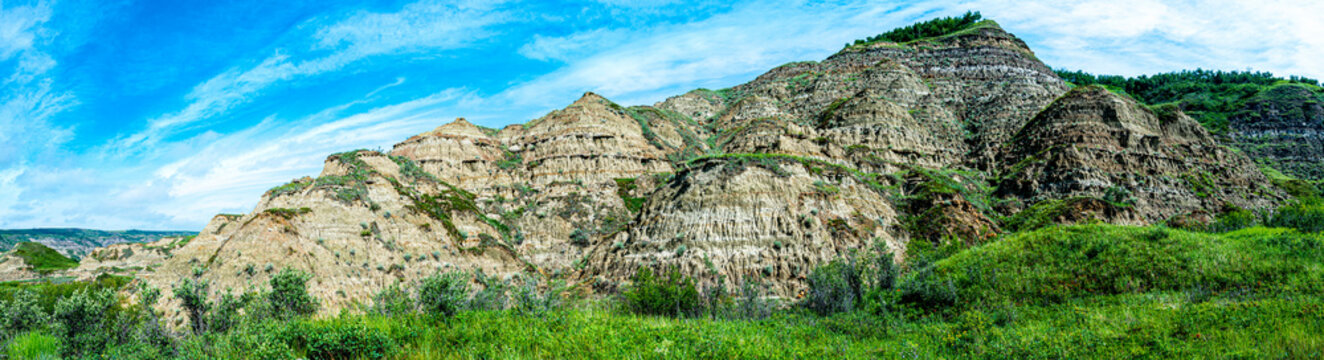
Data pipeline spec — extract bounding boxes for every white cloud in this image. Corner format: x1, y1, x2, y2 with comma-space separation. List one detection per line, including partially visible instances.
0, 0, 77, 223
109, 0, 511, 154
518, 28, 630, 62
969, 0, 1324, 79
144, 88, 473, 227
500, 1, 934, 110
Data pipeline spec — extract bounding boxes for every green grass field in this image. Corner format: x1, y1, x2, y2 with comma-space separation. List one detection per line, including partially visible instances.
2, 224, 1322, 359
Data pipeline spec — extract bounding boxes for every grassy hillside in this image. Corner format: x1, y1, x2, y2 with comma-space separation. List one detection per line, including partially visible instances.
9, 242, 78, 274
2, 222, 1320, 359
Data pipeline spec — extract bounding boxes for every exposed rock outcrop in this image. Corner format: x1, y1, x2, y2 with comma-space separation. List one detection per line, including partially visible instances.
996, 86, 1284, 222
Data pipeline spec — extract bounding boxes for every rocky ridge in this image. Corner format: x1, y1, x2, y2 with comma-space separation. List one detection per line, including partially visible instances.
15, 20, 1297, 316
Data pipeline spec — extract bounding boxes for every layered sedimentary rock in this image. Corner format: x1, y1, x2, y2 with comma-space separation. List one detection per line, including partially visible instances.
995, 86, 1284, 221
1227, 84, 1324, 184
49, 19, 1294, 319
584, 157, 902, 299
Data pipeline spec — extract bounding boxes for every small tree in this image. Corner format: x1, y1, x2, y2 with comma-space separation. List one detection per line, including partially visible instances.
173, 277, 212, 334
208, 290, 248, 333
806, 259, 861, 316
52, 288, 115, 356
418, 271, 469, 317
268, 268, 318, 319
622, 267, 702, 317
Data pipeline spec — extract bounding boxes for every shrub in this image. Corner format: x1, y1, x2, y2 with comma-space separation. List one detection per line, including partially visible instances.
51, 288, 115, 356
1204, 206, 1260, 233
369, 285, 414, 316
622, 267, 702, 317
1268, 199, 1324, 233
0, 290, 50, 340
806, 241, 898, 315
806, 259, 861, 316
510, 276, 565, 317
208, 290, 249, 333
173, 277, 212, 334
569, 229, 590, 247
268, 268, 318, 319
418, 271, 469, 317
469, 271, 509, 311
297, 320, 395, 360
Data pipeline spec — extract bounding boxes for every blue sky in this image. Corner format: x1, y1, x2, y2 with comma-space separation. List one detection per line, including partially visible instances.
2, 0, 1321, 231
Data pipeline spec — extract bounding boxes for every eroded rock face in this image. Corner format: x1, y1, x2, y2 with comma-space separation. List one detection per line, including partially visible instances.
81, 20, 1290, 320
584, 157, 902, 299
1227, 84, 1324, 183
996, 86, 1284, 222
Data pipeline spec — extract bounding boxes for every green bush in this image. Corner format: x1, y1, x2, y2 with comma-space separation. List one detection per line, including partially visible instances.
268, 268, 318, 319
173, 277, 211, 334
569, 229, 590, 247
51, 288, 115, 356
510, 276, 565, 317
806, 259, 861, 316
369, 284, 414, 316
418, 271, 469, 317
1267, 199, 1324, 233
0, 290, 50, 340
295, 320, 395, 360
622, 267, 702, 317
209, 291, 249, 333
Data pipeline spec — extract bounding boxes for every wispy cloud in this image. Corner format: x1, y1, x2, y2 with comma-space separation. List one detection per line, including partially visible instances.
970, 0, 1324, 78
499, 1, 928, 111
0, 0, 78, 227
109, 0, 512, 154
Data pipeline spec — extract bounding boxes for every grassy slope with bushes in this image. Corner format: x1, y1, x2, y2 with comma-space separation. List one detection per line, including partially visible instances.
3, 218, 1322, 358
9, 242, 79, 273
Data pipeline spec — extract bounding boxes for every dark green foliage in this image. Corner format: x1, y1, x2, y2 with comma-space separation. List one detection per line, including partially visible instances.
496, 151, 522, 170
51, 288, 116, 356
370, 284, 414, 316
268, 268, 318, 319
1102, 186, 1136, 207
1055, 68, 1322, 133
208, 291, 249, 333
613, 178, 647, 213
1202, 205, 1260, 233
806, 259, 861, 315
0, 290, 49, 340
851, 11, 983, 46
1267, 199, 1324, 233
418, 271, 469, 317
266, 181, 309, 197
172, 277, 211, 334
568, 229, 590, 247
291, 319, 395, 360
262, 207, 311, 220
11, 242, 78, 273
622, 267, 702, 317
807, 241, 900, 316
